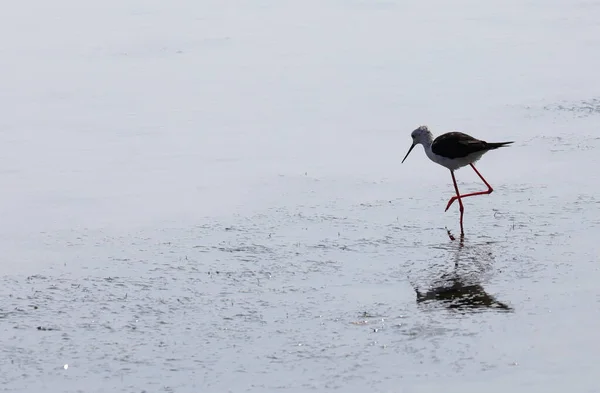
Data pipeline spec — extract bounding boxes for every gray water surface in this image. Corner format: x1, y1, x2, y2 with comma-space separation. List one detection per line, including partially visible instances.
2, 0, 600, 392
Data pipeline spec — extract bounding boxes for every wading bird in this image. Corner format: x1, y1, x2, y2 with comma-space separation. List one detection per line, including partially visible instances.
402, 125, 513, 237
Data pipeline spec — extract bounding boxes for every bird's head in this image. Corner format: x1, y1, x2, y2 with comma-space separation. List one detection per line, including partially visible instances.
402, 125, 432, 163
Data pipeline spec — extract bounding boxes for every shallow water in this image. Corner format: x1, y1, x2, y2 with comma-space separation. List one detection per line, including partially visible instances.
2, 0, 600, 392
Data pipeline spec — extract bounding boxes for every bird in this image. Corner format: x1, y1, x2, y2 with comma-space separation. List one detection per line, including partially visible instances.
401, 125, 513, 237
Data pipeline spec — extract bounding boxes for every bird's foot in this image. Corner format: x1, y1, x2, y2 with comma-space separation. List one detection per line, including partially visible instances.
445, 196, 458, 211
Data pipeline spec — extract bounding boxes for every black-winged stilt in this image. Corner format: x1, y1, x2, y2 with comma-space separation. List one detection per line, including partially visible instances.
401, 125, 513, 237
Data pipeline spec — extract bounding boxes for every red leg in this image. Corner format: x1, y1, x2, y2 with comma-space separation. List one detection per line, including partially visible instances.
445, 163, 494, 211
449, 170, 465, 237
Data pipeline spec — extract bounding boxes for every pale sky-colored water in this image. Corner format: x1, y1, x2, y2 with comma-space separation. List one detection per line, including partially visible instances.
1, 1, 600, 392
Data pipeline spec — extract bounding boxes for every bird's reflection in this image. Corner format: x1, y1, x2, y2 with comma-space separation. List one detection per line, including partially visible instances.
415, 276, 512, 311
414, 234, 512, 312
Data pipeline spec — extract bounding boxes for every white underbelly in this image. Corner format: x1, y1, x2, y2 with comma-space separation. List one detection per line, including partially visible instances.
428, 151, 486, 171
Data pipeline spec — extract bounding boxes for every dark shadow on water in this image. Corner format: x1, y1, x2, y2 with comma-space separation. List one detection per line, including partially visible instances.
415, 275, 512, 312
413, 234, 513, 313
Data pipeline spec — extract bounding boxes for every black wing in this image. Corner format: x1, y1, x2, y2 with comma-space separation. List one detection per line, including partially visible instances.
431, 132, 490, 159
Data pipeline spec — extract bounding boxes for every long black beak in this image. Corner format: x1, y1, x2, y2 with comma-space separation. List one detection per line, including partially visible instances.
401, 143, 416, 163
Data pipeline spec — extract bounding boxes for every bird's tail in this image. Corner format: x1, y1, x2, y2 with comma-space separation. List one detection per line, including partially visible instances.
487, 141, 514, 149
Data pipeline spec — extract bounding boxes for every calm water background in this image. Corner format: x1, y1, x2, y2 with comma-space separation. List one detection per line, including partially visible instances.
2, 1, 600, 392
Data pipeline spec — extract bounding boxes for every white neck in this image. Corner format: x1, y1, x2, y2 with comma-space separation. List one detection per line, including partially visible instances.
418, 134, 436, 161
418, 133, 434, 150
